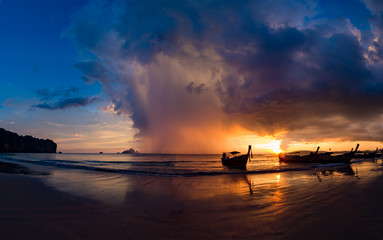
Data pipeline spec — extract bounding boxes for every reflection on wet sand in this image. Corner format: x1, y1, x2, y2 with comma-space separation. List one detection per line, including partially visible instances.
26, 159, 383, 239
42, 169, 133, 205
40, 161, 368, 206
244, 173, 285, 217
315, 164, 359, 182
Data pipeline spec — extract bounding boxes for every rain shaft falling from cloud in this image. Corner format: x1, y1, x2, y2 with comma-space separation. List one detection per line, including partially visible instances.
67, 0, 383, 152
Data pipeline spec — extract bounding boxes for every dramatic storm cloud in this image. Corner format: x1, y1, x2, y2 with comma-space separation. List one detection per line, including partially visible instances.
67, 0, 383, 152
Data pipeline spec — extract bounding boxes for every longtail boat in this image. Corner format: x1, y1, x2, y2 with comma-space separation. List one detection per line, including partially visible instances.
278, 147, 330, 163
279, 144, 359, 164
222, 145, 252, 168
317, 144, 358, 164
354, 148, 381, 159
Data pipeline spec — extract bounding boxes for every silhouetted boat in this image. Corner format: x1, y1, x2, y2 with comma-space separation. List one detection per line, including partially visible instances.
278, 147, 331, 163
317, 144, 358, 164
279, 144, 359, 164
222, 145, 252, 168
354, 148, 381, 159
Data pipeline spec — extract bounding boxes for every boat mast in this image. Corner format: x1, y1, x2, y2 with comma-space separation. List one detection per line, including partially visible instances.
246, 145, 252, 163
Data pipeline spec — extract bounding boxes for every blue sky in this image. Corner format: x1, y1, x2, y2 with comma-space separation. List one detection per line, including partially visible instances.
0, 0, 137, 152
1, 0, 383, 153
0, 0, 99, 100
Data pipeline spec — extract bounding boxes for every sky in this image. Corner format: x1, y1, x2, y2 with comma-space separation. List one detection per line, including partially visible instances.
1, 0, 383, 153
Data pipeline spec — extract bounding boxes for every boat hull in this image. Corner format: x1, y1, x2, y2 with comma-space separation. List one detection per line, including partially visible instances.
317, 153, 353, 164
279, 144, 359, 165
222, 154, 248, 168
354, 153, 381, 159
278, 154, 316, 163
279, 153, 352, 164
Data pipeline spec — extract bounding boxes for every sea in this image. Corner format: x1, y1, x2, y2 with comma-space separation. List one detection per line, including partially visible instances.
1, 152, 383, 239
0, 152, 354, 176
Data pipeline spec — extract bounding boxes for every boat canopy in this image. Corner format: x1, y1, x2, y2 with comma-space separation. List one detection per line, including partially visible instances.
229, 151, 240, 155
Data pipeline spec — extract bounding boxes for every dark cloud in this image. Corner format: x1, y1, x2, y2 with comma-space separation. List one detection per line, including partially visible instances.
66, 0, 383, 151
185, 82, 206, 95
35, 86, 98, 111
73, 60, 108, 84
37, 86, 80, 101
35, 96, 97, 110
364, 0, 383, 14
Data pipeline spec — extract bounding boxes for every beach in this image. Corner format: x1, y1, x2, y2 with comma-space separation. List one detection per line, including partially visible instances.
3, 0, 383, 239
1, 157, 383, 239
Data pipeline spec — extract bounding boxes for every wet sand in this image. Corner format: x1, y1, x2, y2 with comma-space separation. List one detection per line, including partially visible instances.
1, 160, 383, 239
0, 173, 136, 239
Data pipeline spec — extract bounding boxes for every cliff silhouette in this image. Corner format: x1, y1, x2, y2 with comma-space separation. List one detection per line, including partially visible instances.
0, 128, 57, 153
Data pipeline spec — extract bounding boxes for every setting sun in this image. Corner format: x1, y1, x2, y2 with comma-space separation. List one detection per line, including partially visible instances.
270, 140, 282, 154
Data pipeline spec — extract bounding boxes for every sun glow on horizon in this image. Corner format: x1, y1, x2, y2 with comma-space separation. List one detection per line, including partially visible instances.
250, 138, 283, 154
270, 140, 282, 154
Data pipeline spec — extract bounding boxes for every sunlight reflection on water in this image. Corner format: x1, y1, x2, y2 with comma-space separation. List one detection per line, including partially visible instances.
36, 158, 383, 207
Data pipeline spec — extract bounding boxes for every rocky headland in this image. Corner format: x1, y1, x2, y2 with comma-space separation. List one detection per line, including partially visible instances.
0, 128, 57, 153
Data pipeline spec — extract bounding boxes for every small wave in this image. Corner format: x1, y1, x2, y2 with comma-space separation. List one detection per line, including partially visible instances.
3, 157, 82, 165
350, 158, 379, 164
1, 154, 360, 177
85, 160, 219, 164
2, 156, 219, 167
312, 163, 346, 168
0, 157, 314, 177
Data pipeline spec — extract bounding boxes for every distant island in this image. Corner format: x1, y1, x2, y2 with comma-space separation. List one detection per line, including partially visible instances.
121, 148, 139, 154
0, 128, 57, 153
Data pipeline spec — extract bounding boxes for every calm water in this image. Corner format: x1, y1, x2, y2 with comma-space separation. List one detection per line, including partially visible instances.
0, 152, 352, 176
